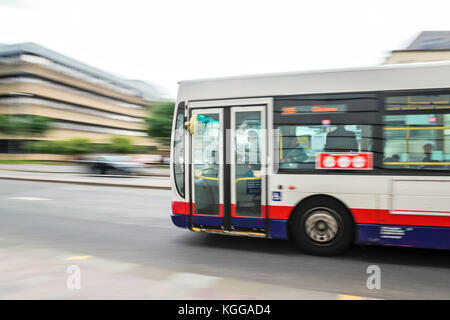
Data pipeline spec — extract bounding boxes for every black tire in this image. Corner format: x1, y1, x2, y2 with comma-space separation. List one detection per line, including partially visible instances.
290, 198, 354, 256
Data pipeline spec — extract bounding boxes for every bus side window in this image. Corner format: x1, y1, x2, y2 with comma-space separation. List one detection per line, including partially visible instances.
383, 110, 450, 171
277, 124, 373, 170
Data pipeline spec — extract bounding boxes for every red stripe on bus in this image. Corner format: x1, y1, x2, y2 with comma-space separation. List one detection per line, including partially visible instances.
268, 205, 293, 220
350, 208, 383, 224
380, 210, 450, 227
393, 209, 450, 214
172, 201, 450, 228
231, 204, 266, 218
352, 208, 450, 227
172, 201, 225, 217
172, 201, 189, 215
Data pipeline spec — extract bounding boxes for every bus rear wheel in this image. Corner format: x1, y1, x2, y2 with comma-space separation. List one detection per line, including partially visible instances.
290, 199, 354, 256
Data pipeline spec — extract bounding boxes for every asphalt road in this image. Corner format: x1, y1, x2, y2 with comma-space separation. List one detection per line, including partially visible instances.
1, 179, 450, 299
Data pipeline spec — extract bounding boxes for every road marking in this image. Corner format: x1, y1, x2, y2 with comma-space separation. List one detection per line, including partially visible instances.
9, 197, 51, 201
338, 294, 367, 300
167, 272, 221, 289
65, 255, 93, 261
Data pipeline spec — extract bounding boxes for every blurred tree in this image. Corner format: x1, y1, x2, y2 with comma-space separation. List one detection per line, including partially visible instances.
30, 140, 55, 153
0, 115, 14, 134
31, 138, 92, 155
64, 138, 92, 155
29, 115, 52, 135
109, 135, 133, 154
145, 101, 175, 145
0, 115, 52, 135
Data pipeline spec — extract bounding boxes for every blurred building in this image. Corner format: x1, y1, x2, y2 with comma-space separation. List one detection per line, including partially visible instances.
0, 42, 160, 154
384, 31, 450, 64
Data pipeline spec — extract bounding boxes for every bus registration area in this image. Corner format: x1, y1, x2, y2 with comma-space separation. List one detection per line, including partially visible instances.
316, 152, 373, 170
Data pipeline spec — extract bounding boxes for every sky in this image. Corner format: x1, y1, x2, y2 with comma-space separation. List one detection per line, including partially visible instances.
2, 0, 450, 99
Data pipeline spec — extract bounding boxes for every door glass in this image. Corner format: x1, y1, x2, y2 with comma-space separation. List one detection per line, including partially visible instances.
234, 111, 262, 217
193, 113, 221, 215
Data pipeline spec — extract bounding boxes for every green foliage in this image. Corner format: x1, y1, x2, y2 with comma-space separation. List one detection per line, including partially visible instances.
145, 101, 175, 144
64, 138, 92, 154
0, 115, 15, 134
30, 140, 54, 153
29, 115, 52, 135
30, 135, 155, 155
0, 115, 52, 135
109, 135, 133, 154
31, 138, 92, 155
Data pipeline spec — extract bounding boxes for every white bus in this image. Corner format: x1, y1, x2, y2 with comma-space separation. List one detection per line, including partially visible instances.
170, 61, 450, 255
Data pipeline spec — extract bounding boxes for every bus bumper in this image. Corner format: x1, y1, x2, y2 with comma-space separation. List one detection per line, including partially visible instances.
171, 214, 189, 229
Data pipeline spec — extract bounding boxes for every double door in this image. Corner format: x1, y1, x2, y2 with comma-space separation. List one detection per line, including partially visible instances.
190, 106, 267, 231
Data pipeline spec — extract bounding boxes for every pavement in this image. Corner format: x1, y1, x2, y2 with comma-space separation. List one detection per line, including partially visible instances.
0, 164, 170, 189
1, 180, 450, 299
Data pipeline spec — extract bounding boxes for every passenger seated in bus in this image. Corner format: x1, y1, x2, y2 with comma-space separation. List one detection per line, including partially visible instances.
422, 143, 439, 169
281, 136, 308, 164
324, 125, 358, 152
384, 154, 400, 162
422, 144, 434, 162
383, 154, 400, 168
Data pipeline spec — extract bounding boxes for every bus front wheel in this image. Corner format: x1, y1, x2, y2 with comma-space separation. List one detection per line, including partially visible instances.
290, 199, 354, 256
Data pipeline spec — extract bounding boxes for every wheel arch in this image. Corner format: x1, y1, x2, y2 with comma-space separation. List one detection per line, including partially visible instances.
286, 194, 356, 241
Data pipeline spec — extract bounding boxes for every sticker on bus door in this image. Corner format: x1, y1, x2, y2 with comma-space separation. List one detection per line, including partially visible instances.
316, 152, 373, 170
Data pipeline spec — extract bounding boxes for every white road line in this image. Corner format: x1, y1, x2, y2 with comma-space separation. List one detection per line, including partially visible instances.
8, 197, 52, 201
167, 272, 222, 289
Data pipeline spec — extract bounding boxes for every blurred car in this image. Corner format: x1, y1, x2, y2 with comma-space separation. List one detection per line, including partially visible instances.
162, 156, 170, 165
88, 155, 145, 175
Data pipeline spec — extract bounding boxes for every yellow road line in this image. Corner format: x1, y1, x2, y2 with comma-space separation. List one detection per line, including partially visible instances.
338, 294, 367, 300
64, 255, 93, 261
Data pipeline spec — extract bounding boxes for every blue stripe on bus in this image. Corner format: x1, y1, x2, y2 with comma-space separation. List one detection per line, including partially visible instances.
171, 214, 289, 238
171, 214, 188, 229
355, 224, 381, 245
231, 217, 265, 229
192, 215, 223, 227
269, 219, 289, 239
357, 224, 450, 250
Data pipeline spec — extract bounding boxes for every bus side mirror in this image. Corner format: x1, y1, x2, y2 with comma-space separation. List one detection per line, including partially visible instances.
184, 115, 197, 135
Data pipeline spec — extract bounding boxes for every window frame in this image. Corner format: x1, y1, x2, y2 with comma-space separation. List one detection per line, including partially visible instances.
271, 89, 450, 176
380, 89, 450, 175
173, 101, 186, 198
273, 93, 383, 175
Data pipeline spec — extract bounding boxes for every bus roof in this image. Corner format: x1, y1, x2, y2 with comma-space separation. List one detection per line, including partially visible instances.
177, 61, 450, 102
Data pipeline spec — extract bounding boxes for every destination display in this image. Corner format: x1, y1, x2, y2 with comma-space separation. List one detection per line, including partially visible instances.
281, 104, 347, 115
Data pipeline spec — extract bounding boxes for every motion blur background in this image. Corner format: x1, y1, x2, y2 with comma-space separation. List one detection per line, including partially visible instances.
2, 1, 450, 164
2, 0, 450, 300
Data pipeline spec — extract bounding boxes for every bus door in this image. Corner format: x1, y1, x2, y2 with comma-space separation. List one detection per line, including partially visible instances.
189, 106, 267, 235
190, 108, 224, 226
230, 106, 266, 232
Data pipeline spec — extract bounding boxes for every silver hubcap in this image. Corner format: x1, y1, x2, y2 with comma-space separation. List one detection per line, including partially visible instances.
304, 210, 339, 243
